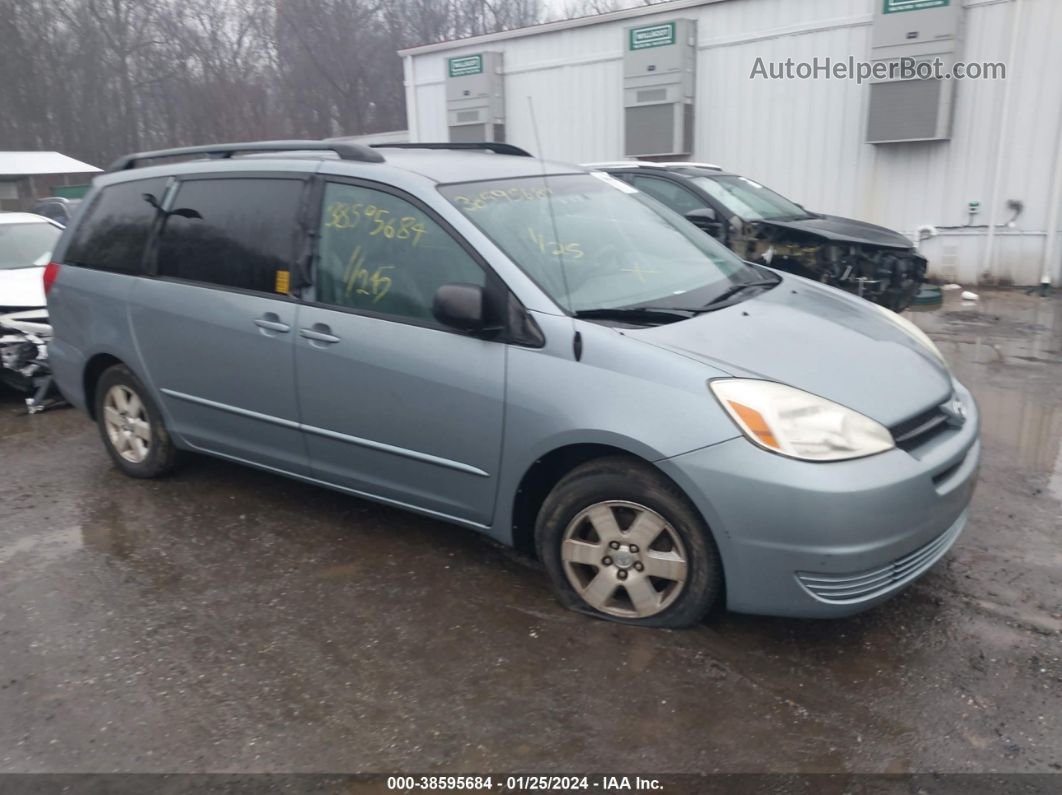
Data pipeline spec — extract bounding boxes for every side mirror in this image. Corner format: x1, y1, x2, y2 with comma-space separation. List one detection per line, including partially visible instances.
433, 283, 487, 332
685, 207, 724, 239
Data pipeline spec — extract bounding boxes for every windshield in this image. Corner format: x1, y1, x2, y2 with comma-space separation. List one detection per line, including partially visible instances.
439, 173, 758, 313
692, 175, 810, 222
0, 222, 61, 270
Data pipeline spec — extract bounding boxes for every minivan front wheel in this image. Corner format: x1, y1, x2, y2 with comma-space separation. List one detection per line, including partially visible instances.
95, 365, 177, 478
537, 457, 723, 628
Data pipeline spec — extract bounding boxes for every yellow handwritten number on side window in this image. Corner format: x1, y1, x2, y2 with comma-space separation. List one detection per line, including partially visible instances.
342, 244, 393, 304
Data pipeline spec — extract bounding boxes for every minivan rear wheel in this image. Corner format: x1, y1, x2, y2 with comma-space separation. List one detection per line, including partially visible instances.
536, 457, 722, 628
95, 364, 177, 478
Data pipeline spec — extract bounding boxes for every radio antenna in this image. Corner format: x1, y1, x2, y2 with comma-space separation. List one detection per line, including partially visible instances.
527, 96, 574, 315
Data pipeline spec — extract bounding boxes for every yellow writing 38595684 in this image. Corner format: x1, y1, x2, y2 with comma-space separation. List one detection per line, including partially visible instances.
325, 202, 427, 248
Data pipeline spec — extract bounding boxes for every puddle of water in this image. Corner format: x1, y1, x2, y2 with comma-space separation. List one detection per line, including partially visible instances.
907, 290, 1062, 501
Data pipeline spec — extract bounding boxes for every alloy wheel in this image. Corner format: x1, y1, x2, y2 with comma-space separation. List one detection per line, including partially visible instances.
560, 500, 688, 619
102, 385, 151, 464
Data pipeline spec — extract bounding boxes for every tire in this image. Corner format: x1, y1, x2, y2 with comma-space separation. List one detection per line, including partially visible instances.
536, 456, 723, 628
94, 364, 178, 478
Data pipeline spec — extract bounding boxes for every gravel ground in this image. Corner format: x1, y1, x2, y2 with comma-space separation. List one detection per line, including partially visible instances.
0, 289, 1059, 776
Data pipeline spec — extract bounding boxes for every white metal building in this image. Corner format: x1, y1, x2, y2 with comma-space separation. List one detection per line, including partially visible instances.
399, 0, 1062, 286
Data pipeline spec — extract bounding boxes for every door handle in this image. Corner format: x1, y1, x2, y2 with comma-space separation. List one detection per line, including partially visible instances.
299, 324, 341, 344
254, 313, 291, 334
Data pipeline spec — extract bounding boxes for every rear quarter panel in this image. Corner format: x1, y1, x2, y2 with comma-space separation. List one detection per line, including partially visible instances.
47, 267, 147, 415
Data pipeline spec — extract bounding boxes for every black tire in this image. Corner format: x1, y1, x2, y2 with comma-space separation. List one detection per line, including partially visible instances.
94, 364, 178, 478
536, 456, 723, 628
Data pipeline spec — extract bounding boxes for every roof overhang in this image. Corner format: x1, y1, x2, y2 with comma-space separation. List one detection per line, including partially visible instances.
0, 151, 102, 176
398, 0, 727, 57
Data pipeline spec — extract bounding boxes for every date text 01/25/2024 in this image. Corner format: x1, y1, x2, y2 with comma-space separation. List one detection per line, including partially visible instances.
386, 776, 665, 792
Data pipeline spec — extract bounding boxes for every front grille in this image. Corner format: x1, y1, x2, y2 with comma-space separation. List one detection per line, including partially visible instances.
796, 519, 963, 604
891, 405, 951, 451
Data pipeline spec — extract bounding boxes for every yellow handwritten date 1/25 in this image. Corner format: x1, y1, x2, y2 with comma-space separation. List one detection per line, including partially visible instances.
342, 244, 393, 304
325, 202, 427, 246
528, 227, 583, 259
452, 186, 553, 212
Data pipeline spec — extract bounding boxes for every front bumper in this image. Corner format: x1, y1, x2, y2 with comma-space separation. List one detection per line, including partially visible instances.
658, 383, 980, 618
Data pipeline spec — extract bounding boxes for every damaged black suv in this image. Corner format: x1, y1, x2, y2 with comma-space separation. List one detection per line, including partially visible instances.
592, 162, 926, 312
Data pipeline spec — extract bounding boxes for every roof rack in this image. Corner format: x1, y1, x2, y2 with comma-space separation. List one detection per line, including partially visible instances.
106, 140, 385, 172
582, 160, 723, 171
371, 142, 533, 157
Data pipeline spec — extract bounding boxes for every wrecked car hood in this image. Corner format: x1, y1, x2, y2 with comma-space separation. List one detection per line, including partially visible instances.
628, 277, 952, 428
758, 214, 917, 250
0, 266, 46, 309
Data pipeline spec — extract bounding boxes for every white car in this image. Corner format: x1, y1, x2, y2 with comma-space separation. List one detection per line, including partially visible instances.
1, 213, 63, 398
1, 212, 63, 313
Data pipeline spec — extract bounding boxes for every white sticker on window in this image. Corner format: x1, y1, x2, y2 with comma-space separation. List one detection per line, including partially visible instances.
590, 171, 639, 194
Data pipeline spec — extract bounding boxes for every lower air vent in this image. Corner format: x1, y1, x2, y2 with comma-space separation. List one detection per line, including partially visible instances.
796, 519, 963, 604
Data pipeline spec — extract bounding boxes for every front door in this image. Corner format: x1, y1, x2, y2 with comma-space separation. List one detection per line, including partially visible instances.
129, 175, 310, 475
294, 179, 506, 527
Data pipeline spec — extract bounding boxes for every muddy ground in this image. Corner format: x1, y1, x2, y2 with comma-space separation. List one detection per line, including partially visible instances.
0, 289, 1059, 776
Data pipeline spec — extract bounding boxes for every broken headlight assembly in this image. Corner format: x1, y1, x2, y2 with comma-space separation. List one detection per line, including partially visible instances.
709, 379, 895, 462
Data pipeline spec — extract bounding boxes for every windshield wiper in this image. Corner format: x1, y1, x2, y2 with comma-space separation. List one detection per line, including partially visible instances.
573, 307, 702, 325
703, 277, 781, 308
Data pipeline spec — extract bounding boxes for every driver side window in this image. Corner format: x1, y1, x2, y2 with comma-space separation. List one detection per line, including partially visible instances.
630, 175, 705, 216
315, 183, 485, 323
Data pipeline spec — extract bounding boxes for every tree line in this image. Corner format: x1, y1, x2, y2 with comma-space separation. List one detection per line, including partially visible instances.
0, 0, 659, 170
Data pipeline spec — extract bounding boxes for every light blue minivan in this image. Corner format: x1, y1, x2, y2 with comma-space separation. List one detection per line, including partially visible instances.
46, 141, 980, 627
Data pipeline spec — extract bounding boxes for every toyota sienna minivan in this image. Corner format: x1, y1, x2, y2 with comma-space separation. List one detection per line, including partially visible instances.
46, 140, 980, 627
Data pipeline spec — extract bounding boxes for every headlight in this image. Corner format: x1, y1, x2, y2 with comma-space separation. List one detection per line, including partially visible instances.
710, 379, 895, 462
872, 304, 947, 367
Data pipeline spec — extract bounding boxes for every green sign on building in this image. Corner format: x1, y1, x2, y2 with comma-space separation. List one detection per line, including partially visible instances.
883, 0, 950, 13
448, 55, 484, 78
629, 22, 676, 51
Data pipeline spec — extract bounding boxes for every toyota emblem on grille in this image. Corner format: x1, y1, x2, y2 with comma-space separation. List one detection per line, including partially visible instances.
940, 396, 967, 427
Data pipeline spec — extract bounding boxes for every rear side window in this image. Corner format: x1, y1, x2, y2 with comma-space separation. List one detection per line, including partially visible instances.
65, 178, 168, 273
157, 178, 305, 295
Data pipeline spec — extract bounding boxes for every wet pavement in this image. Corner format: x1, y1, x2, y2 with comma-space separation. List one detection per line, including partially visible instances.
0, 289, 1060, 775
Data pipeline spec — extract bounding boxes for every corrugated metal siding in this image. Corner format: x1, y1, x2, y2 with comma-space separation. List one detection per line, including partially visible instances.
407, 0, 1062, 284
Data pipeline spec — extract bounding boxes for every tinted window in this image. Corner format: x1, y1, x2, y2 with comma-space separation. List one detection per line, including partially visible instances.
157, 178, 304, 294
316, 183, 484, 323
630, 175, 705, 215
66, 178, 168, 273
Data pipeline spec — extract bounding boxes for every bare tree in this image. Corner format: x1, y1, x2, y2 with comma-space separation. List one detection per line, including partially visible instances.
0, 0, 557, 169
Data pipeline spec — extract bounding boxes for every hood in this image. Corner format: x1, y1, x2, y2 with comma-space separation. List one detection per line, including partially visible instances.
626, 278, 952, 428
760, 214, 916, 250
0, 266, 46, 309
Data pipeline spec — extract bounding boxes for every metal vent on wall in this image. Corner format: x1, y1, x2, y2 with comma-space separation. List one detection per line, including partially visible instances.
867, 79, 948, 143
866, 1, 963, 144
445, 51, 505, 143
636, 88, 668, 104
623, 18, 696, 157
626, 105, 675, 157
449, 124, 485, 143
